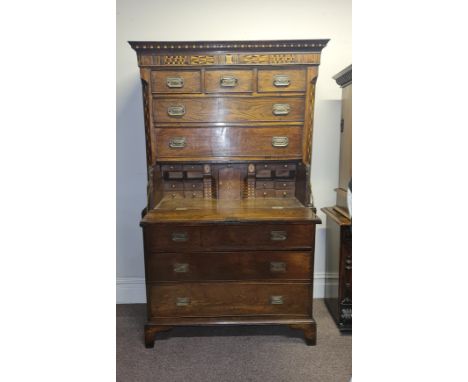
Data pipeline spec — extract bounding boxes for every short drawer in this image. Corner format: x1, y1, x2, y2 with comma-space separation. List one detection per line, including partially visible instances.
153, 97, 305, 123
255, 189, 276, 198
274, 163, 297, 178
144, 225, 202, 252
154, 126, 302, 160
201, 223, 315, 250
163, 181, 184, 191
146, 251, 311, 282
182, 164, 203, 172
205, 69, 253, 93
183, 180, 203, 190
275, 181, 295, 190
161, 164, 182, 171
151, 70, 201, 93
184, 190, 203, 199
148, 283, 310, 318
256, 180, 275, 189
258, 69, 306, 92
162, 191, 185, 199
256, 163, 274, 178
276, 190, 294, 198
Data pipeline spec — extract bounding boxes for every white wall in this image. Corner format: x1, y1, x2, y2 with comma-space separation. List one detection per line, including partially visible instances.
117, 0, 351, 302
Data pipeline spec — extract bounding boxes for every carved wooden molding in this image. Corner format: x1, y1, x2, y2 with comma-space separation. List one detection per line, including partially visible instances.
333, 65, 352, 87
130, 40, 329, 67
129, 39, 329, 53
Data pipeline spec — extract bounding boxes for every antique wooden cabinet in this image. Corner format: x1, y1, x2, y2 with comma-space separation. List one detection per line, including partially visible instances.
322, 65, 352, 332
129, 40, 328, 347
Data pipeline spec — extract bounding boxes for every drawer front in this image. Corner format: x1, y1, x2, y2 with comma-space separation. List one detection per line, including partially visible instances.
258, 69, 306, 92
276, 190, 294, 198
144, 223, 314, 252
183, 180, 203, 190
275, 181, 295, 190
154, 126, 302, 159
184, 190, 204, 199
146, 251, 311, 282
153, 97, 304, 123
256, 189, 276, 198
201, 224, 314, 250
161, 164, 182, 171
205, 70, 253, 93
151, 70, 201, 93
274, 163, 297, 178
144, 225, 202, 252
163, 181, 184, 191
148, 283, 310, 318
256, 180, 275, 189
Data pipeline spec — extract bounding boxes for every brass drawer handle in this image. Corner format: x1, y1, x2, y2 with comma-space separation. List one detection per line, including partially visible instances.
173, 263, 189, 273
176, 297, 190, 306
171, 232, 188, 242
220, 76, 238, 87
270, 295, 284, 305
272, 103, 290, 116
270, 230, 287, 241
273, 75, 291, 87
270, 261, 286, 272
166, 77, 184, 88
272, 136, 289, 147
167, 105, 185, 117
169, 137, 186, 148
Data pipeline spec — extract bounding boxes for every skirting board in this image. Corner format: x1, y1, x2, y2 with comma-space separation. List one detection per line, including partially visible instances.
116, 273, 339, 304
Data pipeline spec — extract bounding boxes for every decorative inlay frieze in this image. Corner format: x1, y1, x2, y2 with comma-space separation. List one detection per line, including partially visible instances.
190, 55, 215, 65
136, 52, 321, 67
240, 54, 270, 64
163, 55, 187, 65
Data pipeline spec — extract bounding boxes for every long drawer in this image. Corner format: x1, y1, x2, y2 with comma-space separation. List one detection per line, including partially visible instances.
146, 251, 311, 282
148, 283, 311, 318
154, 126, 302, 159
153, 97, 305, 123
143, 223, 314, 252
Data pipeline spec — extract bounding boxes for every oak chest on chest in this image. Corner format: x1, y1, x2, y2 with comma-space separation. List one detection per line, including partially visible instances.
129, 39, 328, 347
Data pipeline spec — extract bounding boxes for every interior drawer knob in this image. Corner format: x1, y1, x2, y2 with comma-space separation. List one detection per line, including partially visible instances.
166, 77, 184, 88
270, 230, 287, 241
270, 295, 284, 305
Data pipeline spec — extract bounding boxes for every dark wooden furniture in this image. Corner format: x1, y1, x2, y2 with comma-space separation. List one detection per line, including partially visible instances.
322, 65, 352, 332
129, 40, 328, 347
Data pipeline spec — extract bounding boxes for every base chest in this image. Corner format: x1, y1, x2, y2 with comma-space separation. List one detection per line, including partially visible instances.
142, 222, 316, 320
